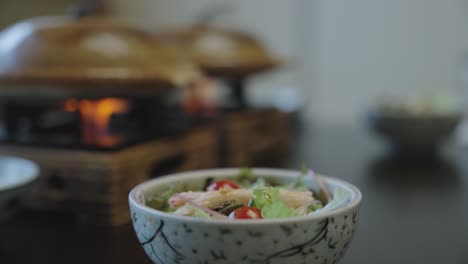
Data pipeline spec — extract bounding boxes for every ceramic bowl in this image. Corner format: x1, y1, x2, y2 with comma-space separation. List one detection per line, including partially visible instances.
368, 111, 462, 154
129, 168, 362, 264
0, 156, 39, 223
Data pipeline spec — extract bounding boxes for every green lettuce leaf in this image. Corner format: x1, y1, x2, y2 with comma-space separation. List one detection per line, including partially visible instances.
185, 205, 212, 218
250, 177, 267, 189
232, 167, 256, 187
308, 201, 324, 212
277, 165, 308, 192
251, 188, 300, 219
145, 182, 188, 211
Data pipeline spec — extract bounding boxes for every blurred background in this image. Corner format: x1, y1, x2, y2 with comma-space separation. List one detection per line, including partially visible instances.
1, 1, 468, 264
1, 0, 468, 122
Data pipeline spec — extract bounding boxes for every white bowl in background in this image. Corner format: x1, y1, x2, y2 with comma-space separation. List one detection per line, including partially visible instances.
0, 156, 39, 223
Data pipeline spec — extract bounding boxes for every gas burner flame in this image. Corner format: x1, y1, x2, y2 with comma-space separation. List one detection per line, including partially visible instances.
63, 98, 129, 147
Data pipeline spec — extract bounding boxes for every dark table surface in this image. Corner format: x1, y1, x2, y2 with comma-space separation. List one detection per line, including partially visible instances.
1, 122, 468, 264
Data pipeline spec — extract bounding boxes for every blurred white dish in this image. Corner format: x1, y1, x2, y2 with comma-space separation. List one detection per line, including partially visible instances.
0, 156, 39, 222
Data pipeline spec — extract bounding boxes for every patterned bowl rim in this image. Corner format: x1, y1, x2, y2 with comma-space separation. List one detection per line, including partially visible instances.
129, 168, 362, 225
0, 156, 39, 192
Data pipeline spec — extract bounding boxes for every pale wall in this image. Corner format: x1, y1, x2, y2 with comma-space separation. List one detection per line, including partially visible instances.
311, 0, 468, 124
0, 0, 74, 29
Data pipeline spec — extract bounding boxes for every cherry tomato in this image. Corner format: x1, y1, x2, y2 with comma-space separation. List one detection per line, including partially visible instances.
229, 207, 263, 220
206, 180, 239, 191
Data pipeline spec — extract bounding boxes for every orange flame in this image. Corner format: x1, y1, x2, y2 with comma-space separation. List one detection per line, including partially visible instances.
63, 98, 130, 147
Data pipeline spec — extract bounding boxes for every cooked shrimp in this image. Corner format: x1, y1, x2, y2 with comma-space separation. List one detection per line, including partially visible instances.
169, 189, 313, 209
169, 189, 252, 209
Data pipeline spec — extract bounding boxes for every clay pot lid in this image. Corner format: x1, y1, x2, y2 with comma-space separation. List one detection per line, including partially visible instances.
157, 26, 283, 78
0, 16, 201, 89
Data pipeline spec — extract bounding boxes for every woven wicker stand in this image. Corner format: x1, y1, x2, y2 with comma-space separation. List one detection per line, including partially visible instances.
0, 127, 218, 226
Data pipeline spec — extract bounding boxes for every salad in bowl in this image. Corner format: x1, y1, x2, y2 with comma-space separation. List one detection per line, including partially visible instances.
129, 168, 361, 264
145, 168, 341, 220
